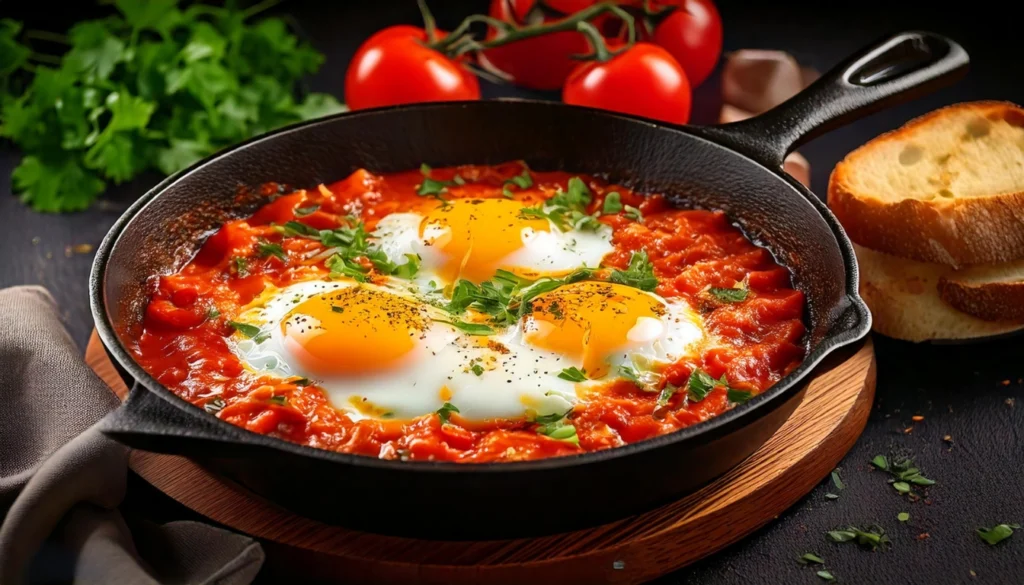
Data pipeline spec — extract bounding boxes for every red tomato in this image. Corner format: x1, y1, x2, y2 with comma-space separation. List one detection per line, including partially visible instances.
562, 43, 692, 125
645, 0, 723, 87
344, 25, 480, 110
482, 0, 597, 91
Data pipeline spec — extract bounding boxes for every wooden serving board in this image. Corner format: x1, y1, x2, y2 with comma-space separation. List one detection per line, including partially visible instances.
86, 332, 875, 585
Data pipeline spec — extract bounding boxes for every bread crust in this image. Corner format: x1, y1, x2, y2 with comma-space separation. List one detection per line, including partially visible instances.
853, 243, 1024, 342
937, 277, 1024, 322
829, 101, 1024, 268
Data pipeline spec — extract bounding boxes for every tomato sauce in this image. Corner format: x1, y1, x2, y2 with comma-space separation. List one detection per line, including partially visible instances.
131, 162, 806, 462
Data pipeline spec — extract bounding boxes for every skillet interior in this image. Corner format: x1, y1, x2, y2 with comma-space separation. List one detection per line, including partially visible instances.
94, 100, 865, 539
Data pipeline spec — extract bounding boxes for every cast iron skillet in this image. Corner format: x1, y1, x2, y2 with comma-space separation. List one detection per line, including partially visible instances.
91, 31, 966, 540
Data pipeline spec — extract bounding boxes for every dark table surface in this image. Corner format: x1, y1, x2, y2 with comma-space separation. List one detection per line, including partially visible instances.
4, 1, 1024, 584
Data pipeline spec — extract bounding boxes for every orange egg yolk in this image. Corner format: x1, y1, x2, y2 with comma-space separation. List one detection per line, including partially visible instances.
420, 198, 550, 283
522, 281, 667, 378
280, 286, 426, 376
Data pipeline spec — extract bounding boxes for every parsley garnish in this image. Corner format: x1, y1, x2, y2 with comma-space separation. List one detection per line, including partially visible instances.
502, 167, 533, 197
870, 455, 936, 496
608, 250, 657, 292
623, 205, 643, 222
518, 176, 601, 231
798, 553, 824, 565
827, 526, 890, 550
206, 307, 220, 320
267, 395, 287, 406
709, 284, 749, 303
204, 396, 226, 414
436, 402, 459, 425
281, 220, 321, 239
602, 192, 623, 214
446, 268, 592, 328
558, 367, 587, 382
294, 204, 319, 217
686, 368, 722, 402
416, 164, 464, 206
727, 387, 754, 404
617, 365, 643, 387
227, 320, 261, 338
533, 408, 579, 445
977, 523, 1020, 546
816, 571, 835, 582
471, 364, 484, 376
1, 3, 343, 213
393, 253, 420, 279
898, 512, 910, 522
331, 305, 344, 313
232, 257, 249, 277
657, 383, 678, 406
292, 377, 312, 386
434, 319, 495, 336
257, 240, 286, 261
831, 470, 844, 491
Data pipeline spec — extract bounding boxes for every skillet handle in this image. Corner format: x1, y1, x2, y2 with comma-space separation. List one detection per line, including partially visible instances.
701, 31, 969, 168
99, 384, 256, 457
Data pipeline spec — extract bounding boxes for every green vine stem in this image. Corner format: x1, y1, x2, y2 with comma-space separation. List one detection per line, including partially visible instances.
417, 0, 439, 44
426, 1, 637, 61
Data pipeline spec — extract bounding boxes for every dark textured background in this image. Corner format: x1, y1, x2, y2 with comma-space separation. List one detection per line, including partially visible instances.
2, 1, 1023, 583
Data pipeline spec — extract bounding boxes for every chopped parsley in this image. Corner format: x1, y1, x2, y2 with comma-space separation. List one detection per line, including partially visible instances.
617, 365, 642, 387
502, 167, 533, 197
798, 553, 824, 565
602, 192, 623, 214
623, 205, 643, 222
558, 367, 587, 382
257, 240, 287, 261
827, 526, 890, 550
292, 378, 313, 386
608, 250, 657, 292
436, 402, 459, 425
294, 204, 319, 217
281, 220, 321, 238
471, 364, 485, 376
227, 320, 260, 338
870, 455, 936, 497
519, 176, 601, 231
533, 409, 579, 445
977, 523, 1019, 546
393, 254, 421, 279
416, 163, 464, 206
434, 319, 495, 336
727, 387, 754, 404
816, 571, 835, 582
686, 368, 721, 402
657, 383, 678, 406
898, 512, 910, 522
446, 268, 593, 328
709, 284, 749, 303
831, 470, 844, 491
204, 396, 226, 414
331, 305, 344, 313
267, 395, 288, 406
232, 257, 249, 277
206, 307, 220, 320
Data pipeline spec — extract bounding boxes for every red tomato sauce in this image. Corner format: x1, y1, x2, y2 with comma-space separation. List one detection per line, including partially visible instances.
131, 162, 806, 462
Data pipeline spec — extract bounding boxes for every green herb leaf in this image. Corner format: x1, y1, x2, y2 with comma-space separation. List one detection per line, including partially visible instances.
827, 530, 856, 543
816, 570, 835, 582
294, 204, 319, 216
871, 455, 889, 471
204, 396, 225, 414
227, 320, 261, 338
206, 307, 220, 319
686, 368, 718, 402
977, 524, 1020, 546
292, 377, 312, 386
608, 250, 657, 292
257, 240, 286, 261
623, 205, 643, 222
436, 402, 459, 425
893, 481, 911, 494
831, 470, 844, 491
420, 163, 432, 175
282, 220, 321, 239
558, 367, 587, 382
618, 365, 643, 387
501, 167, 533, 197
393, 254, 421, 279
657, 383, 677, 406
471, 364, 484, 376
898, 512, 910, 522
331, 305, 344, 313
799, 553, 825, 565
232, 257, 249, 277
534, 408, 579, 445
417, 177, 450, 197
434, 319, 495, 336
602, 192, 623, 214
727, 387, 754, 404
709, 286, 749, 303
827, 526, 890, 550
326, 253, 368, 282
267, 395, 287, 406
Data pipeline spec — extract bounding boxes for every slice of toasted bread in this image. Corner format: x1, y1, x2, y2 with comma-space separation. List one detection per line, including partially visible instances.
938, 260, 1024, 321
829, 101, 1024, 268
854, 243, 1024, 342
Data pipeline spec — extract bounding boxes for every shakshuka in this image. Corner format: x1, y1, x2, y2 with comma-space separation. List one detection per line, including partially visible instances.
133, 162, 806, 462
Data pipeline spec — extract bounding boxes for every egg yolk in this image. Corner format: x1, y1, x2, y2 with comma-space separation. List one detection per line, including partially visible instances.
522, 281, 667, 378
420, 198, 550, 283
280, 287, 427, 376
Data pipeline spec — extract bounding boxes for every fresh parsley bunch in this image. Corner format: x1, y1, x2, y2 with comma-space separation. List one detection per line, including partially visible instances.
0, 0, 345, 213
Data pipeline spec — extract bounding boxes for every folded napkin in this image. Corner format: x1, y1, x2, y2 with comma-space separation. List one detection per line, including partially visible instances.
0, 286, 264, 585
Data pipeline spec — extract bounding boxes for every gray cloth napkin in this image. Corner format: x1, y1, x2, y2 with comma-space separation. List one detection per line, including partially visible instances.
0, 286, 265, 584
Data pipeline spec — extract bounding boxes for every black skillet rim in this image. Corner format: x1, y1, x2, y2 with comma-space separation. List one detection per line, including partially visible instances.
90, 98, 872, 474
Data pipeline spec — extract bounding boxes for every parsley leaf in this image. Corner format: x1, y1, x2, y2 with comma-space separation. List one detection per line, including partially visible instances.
826, 526, 890, 550
447, 268, 592, 328
502, 167, 533, 197
533, 408, 579, 445
232, 257, 249, 277
623, 205, 643, 222
608, 250, 657, 292
518, 176, 599, 231
2, 4, 344, 212
436, 402, 459, 425
709, 286, 749, 303
798, 553, 824, 565
871, 455, 936, 495
257, 240, 286, 261
816, 571, 835, 582
204, 396, 226, 414
657, 383, 678, 406
267, 395, 287, 406
558, 367, 587, 382
602, 192, 623, 214
471, 364, 484, 376
227, 320, 261, 338
434, 319, 495, 336
618, 365, 643, 387
294, 204, 319, 216
977, 524, 1020, 546
686, 368, 719, 402
393, 253, 420, 279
